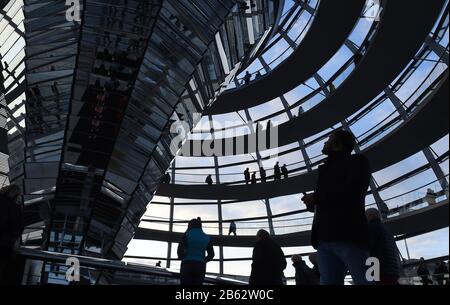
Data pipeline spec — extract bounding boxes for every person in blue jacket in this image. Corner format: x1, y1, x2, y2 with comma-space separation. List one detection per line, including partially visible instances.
177, 217, 215, 285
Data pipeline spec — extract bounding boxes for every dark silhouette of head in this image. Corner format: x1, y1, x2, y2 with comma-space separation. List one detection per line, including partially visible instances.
0, 184, 21, 202
309, 253, 318, 265
322, 130, 356, 155
365, 208, 381, 222
256, 229, 270, 241
291, 254, 302, 264
188, 217, 202, 230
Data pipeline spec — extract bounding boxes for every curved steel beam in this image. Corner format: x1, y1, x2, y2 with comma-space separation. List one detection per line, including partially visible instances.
205, 0, 366, 115
135, 200, 449, 247
184, 0, 446, 155
157, 74, 449, 200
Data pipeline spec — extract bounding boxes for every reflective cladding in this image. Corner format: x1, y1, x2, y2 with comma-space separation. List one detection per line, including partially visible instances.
6, 0, 279, 265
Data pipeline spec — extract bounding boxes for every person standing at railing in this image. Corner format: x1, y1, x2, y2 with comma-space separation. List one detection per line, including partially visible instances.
251, 172, 257, 184
417, 258, 433, 285
177, 217, 215, 285
205, 175, 213, 185
249, 229, 287, 285
281, 164, 289, 179
274, 162, 281, 180
260, 167, 267, 183
228, 221, 237, 236
366, 208, 401, 285
244, 168, 251, 185
291, 254, 319, 285
243, 71, 251, 85
424, 188, 437, 205
161, 173, 171, 184
301, 130, 373, 285
309, 253, 320, 281
0, 185, 23, 285
433, 261, 449, 285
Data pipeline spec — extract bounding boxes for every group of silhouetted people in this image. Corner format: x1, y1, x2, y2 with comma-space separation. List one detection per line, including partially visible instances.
417, 258, 449, 285
299, 130, 405, 285
243, 163, 289, 185
178, 130, 410, 285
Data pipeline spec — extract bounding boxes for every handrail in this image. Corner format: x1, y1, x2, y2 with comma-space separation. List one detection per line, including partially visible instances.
185, 6, 448, 154
142, 178, 448, 226
169, 66, 448, 182
17, 248, 243, 285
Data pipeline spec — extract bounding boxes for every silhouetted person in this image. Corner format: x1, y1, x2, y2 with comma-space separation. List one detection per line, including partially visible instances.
205, 175, 213, 185
162, 173, 171, 184
255, 71, 262, 79
177, 218, 214, 285
274, 162, 281, 180
309, 253, 320, 281
251, 172, 257, 184
249, 230, 286, 285
434, 261, 448, 285
366, 208, 401, 285
281, 164, 288, 179
291, 255, 319, 285
243, 71, 251, 85
244, 168, 250, 184
424, 188, 437, 205
417, 258, 432, 285
228, 221, 237, 236
259, 167, 266, 183
301, 130, 372, 285
156, 261, 162, 267
298, 106, 304, 117
0, 185, 23, 285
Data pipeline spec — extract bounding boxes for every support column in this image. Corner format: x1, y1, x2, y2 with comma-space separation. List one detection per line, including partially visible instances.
259, 56, 312, 172
295, 0, 316, 15
279, 29, 297, 50
423, 147, 449, 194
243, 109, 275, 235
280, 96, 313, 171
166, 162, 176, 269
387, 87, 449, 195
425, 36, 449, 65
313, 73, 332, 96
208, 115, 224, 275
